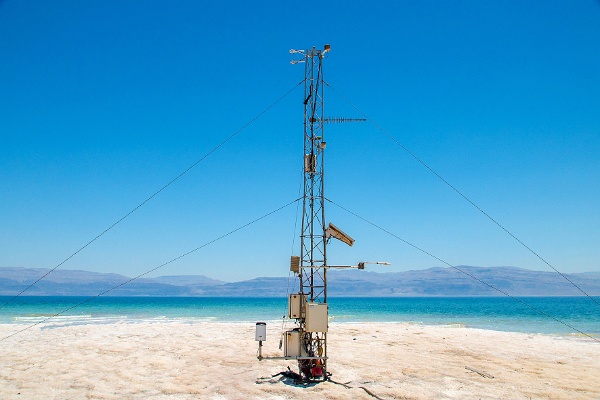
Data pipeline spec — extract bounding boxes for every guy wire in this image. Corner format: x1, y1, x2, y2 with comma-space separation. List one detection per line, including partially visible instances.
325, 81, 600, 308
326, 198, 599, 343
1, 198, 301, 342
0, 80, 304, 311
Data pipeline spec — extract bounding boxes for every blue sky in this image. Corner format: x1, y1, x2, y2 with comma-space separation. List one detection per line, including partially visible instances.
1, 1, 599, 282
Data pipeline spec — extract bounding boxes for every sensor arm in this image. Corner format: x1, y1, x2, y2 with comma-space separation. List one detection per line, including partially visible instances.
327, 261, 391, 270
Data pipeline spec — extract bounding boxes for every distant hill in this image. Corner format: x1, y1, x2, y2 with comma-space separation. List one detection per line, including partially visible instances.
0, 266, 599, 297
0, 267, 190, 296
327, 266, 600, 296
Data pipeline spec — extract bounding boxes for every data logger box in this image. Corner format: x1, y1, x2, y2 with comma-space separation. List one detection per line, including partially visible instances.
288, 294, 306, 319
284, 329, 307, 358
305, 302, 328, 332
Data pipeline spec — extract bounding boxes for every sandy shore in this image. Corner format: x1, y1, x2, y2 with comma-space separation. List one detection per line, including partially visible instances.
0, 321, 598, 399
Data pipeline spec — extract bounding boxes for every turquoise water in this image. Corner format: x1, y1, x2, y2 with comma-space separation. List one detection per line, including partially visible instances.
1, 296, 598, 336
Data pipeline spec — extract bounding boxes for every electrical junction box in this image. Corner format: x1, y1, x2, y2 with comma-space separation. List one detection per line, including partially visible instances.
305, 302, 328, 332
304, 154, 316, 173
284, 329, 307, 358
288, 294, 305, 319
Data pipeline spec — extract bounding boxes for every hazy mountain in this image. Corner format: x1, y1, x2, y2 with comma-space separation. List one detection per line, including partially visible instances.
150, 275, 225, 287
0, 267, 188, 296
327, 266, 600, 296
1, 266, 599, 297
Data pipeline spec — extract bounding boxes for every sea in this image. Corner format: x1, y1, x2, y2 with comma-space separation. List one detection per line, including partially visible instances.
1, 296, 598, 337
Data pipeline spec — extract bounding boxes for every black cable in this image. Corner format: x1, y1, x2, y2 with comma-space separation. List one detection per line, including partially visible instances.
0, 80, 304, 311
1, 198, 301, 342
285, 176, 304, 298
324, 81, 600, 308
290, 173, 303, 255
328, 378, 388, 400
326, 198, 599, 343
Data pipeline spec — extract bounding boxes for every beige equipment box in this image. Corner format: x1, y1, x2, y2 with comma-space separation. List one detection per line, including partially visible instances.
305, 302, 328, 332
288, 294, 305, 319
284, 329, 308, 358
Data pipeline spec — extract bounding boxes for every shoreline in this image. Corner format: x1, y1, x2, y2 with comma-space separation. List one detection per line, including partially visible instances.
1, 321, 598, 399
3, 316, 598, 340
2, 296, 597, 338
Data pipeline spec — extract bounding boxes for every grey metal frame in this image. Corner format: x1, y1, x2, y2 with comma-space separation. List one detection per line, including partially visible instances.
298, 46, 328, 379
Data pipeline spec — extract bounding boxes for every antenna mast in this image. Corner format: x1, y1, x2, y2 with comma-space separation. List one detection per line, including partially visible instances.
297, 44, 330, 379
255, 44, 386, 383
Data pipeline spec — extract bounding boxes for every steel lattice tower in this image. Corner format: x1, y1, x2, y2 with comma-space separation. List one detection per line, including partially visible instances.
256, 45, 376, 381
296, 45, 329, 378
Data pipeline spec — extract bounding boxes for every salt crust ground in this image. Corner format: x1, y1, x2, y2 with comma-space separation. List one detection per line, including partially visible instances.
0, 321, 598, 399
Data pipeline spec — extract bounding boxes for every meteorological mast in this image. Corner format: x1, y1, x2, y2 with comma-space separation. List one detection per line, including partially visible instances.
255, 44, 387, 382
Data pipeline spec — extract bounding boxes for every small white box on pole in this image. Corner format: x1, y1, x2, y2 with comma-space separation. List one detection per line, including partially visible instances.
255, 322, 266, 341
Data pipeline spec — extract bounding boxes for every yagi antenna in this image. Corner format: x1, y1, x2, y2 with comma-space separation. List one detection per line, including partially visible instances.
323, 117, 366, 124
308, 117, 366, 124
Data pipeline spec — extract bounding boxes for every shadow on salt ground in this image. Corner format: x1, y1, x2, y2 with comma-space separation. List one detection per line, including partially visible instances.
256, 371, 390, 400
256, 369, 320, 388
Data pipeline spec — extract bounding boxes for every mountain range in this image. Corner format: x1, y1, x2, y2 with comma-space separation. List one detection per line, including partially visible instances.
1, 266, 599, 297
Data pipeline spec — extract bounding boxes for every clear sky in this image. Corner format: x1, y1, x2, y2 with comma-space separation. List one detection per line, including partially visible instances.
1, 1, 599, 282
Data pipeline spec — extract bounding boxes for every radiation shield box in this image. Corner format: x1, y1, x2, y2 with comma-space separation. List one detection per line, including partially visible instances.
305, 302, 328, 332
255, 322, 266, 341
